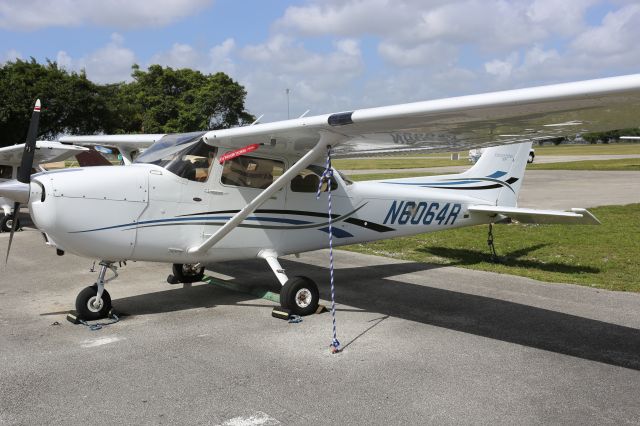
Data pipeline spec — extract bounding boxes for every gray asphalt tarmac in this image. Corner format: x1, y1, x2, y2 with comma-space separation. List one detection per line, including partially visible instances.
1, 165, 639, 425
1, 233, 640, 425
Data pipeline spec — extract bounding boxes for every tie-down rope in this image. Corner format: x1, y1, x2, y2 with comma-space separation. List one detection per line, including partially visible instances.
316, 145, 341, 354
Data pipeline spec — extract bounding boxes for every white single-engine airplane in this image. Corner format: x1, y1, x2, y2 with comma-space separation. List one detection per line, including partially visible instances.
2, 75, 640, 321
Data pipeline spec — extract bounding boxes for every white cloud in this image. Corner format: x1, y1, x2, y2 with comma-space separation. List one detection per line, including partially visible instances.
0, 49, 22, 65
0, 0, 214, 30
208, 38, 236, 75
150, 43, 202, 70
241, 35, 363, 76
485, 54, 518, 80
571, 4, 640, 56
278, 0, 596, 51
8, 0, 638, 123
55, 33, 136, 83
378, 41, 458, 68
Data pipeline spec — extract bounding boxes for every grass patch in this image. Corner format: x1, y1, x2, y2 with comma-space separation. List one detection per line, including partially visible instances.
334, 145, 640, 171
333, 157, 468, 170
533, 143, 640, 156
528, 158, 640, 171
341, 204, 640, 292
343, 158, 640, 180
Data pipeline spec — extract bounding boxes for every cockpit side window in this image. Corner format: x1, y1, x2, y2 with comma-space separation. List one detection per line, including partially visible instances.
143, 138, 217, 182
290, 165, 338, 193
165, 140, 217, 182
221, 155, 284, 189
0, 164, 13, 180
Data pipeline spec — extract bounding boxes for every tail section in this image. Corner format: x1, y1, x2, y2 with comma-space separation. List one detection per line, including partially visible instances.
376, 142, 532, 207
457, 141, 532, 206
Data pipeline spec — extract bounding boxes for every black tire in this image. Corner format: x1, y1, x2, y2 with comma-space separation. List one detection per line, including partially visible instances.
0, 215, 19, 232
527, 153, 535, 164
172, 263, 205, 283
280, 276, 319, 316
76, 285, 112, 320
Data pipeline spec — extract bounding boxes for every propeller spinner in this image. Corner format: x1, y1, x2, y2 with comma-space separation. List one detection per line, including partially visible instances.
4, 99, 41, 263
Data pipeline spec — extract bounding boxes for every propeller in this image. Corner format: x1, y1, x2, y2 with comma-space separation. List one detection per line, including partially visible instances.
5, 99, 41, 263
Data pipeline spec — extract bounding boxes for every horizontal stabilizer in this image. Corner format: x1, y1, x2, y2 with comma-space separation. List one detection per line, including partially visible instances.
468, 205, 601, 225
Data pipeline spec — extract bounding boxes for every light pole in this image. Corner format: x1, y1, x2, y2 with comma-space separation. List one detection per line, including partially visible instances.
286, 88, 290, 119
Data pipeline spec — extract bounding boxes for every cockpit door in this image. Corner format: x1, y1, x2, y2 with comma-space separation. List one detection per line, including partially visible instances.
204, 150, 287, 252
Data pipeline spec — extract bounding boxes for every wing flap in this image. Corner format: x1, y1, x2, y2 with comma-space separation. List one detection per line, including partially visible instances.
468, 205, 601, 225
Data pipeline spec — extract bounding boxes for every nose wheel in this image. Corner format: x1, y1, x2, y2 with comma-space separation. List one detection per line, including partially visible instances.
0, 214, 19, 233
75, 261, 118, 320
76, 285, 112, 320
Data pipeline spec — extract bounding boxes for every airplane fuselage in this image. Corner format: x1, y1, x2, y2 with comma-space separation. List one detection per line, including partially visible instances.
29, 161, 491, 264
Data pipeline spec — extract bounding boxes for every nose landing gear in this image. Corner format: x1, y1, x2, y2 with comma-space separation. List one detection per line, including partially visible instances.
75, 261, 118, 320
0, 214, 20, 233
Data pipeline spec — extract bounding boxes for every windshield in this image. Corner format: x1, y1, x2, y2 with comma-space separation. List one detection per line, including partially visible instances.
134, 131, 207, 165
135, 133, 217, 182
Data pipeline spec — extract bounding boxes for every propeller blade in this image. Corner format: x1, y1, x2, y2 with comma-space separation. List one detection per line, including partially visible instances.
5, 99, 41, 264
18, 99, 41, 183
5, 202, 21, 264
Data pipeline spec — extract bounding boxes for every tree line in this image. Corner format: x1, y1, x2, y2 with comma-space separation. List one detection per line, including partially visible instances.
0, 59, 254, 147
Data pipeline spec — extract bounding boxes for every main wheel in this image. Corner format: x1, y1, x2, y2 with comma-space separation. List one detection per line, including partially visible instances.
76, 285, 112, 320
527, 152, 535, 163
0, 214, 19, 232
172, 263, 205, 283
280, 276, 319, 316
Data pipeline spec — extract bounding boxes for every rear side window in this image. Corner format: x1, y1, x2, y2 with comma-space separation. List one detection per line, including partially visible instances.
221, 155, 284, 189
0, 165, 13, 179
290, 166, 337, 193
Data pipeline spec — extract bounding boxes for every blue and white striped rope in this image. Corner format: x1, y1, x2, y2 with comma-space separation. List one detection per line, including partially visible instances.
316, 145, 340, 352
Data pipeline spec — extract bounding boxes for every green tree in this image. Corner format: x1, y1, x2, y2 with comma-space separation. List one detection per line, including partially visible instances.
0, 58, 114, 146
118, 64, 254, 133
582, 128, 640, 143
0, 60, 254, 145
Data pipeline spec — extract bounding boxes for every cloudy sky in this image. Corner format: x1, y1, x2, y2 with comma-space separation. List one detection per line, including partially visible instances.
1, 0, 639, 122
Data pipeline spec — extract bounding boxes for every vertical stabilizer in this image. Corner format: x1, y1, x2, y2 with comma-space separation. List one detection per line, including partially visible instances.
375, 141, 532, 207
458, 141, 532, 206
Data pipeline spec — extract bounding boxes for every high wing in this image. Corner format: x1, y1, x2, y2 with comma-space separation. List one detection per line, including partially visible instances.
468, 206, 600, 225
199, 74, 640, 156
0, 141, 88, 166
59, 134, 163, 164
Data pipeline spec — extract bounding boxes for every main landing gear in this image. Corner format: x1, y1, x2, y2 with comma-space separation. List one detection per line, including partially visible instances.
0, 213, 20, 233
75, 261, 118, 320
261, 252, 319, 316
171, 263, 205, 283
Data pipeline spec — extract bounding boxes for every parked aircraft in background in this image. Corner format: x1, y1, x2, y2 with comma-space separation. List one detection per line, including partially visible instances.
0, 140, 87, 231
1, 74, 639, 324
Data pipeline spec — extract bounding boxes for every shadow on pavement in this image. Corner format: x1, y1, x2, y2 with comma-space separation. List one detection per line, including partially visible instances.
104, 257, 638, 371
419, 244, 600, 274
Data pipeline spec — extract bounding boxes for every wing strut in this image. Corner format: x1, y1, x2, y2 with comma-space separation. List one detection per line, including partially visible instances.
187, 131, 343, 254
